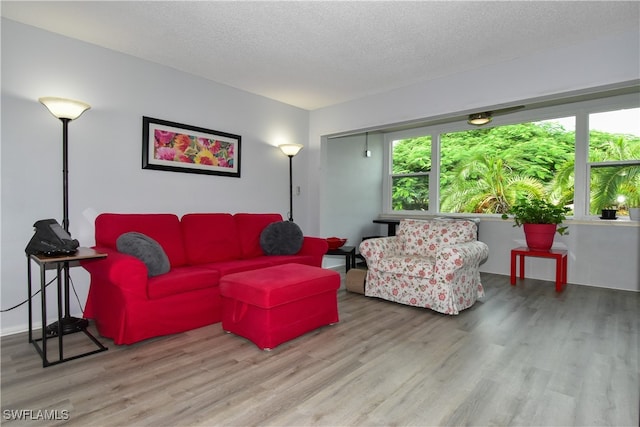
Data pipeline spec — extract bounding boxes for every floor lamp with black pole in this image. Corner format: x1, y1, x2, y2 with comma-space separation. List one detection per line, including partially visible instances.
278, 143, 303, 222
39, 96, 91, 335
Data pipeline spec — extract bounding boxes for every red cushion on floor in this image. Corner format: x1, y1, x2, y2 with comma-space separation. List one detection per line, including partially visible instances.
219, 264, 340, 308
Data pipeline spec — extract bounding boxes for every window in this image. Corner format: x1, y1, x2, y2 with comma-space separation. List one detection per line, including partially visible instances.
587, 108, 640, 216
391, 136, 431, 211
386, 94, 639, 218
439, 119, 574, 214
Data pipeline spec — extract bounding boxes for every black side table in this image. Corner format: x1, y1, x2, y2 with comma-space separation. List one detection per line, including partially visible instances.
27, 247, 108, 367
373, 219, 400, 236
326, 246, 356, 273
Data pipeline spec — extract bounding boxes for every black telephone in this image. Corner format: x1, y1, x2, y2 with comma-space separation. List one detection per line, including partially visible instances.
25, 219, 79, 256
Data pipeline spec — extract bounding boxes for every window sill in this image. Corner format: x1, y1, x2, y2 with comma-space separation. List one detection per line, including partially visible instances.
476, 216, 640, 227
378, 213, 640, 227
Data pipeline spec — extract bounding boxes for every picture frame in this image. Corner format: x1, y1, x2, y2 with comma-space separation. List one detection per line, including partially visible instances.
142, 116, 241, 178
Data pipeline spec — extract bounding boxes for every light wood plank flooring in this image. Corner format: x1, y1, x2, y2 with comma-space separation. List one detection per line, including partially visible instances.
1, 273, 638, 426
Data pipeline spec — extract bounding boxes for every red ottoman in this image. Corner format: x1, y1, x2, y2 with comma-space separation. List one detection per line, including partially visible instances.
219, 263, 340, 350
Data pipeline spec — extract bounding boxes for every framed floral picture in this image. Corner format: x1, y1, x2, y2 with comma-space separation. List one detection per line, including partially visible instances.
142, 116, 241, 177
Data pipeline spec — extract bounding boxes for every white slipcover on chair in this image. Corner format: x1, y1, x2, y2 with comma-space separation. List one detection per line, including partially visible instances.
359, 219, 489, 315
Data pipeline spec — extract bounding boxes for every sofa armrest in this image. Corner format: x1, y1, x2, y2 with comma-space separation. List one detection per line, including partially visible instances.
435, 240, 489, 275
358, 236, 401, 266
80, 246, 149, 300
298, 236, 329, 256
294, 236, 328, 266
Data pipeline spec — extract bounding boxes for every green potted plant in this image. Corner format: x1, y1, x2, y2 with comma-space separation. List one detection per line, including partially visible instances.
502, 196, 569, 251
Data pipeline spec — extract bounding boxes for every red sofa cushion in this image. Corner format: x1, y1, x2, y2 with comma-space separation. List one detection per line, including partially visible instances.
200, 258, 274, 276
219, 264, 340, 308
260, 254, 318, 266
147, 266, 220, 299
95, 213, 187, 267
181, 213, 242, 264
233, 213, 283, 259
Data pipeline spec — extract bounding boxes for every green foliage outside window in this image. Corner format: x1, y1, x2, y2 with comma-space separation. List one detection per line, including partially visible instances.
588, 136, 640, 212
392, 136, 431, 210
391, 121, 640, 214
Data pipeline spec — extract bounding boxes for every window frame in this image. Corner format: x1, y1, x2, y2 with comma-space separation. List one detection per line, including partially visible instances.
585, 108, 640, 216
383, 92, 639, 219
586, 160, 640, 215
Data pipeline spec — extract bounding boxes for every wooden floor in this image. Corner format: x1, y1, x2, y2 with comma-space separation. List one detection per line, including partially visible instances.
1, 273, 638, 427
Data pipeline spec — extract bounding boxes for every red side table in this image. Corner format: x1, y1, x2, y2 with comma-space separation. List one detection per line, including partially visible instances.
510, 246, 568, 292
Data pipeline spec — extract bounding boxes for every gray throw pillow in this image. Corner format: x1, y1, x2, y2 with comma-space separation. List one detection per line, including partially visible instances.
116, 232, 170, 277
260, 221, 304, 255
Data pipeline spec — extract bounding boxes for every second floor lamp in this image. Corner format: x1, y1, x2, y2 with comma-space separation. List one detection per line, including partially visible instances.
278, 143, 303, 222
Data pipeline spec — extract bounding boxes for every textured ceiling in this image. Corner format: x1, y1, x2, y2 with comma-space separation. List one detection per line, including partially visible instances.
2, 1, 639, 110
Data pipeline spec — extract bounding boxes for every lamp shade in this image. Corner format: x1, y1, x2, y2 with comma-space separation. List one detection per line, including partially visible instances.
467, 112, 492, 126
39, 97, 91, 120
278, 143, 303, 157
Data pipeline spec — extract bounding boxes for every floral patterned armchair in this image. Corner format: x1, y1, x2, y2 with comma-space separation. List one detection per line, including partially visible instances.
359, 219, 489, 315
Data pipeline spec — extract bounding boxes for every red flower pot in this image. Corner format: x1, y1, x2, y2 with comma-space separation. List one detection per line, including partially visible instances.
523, 223, 557, 251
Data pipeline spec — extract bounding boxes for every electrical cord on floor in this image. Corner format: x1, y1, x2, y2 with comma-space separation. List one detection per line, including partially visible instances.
0, 275, 85, 316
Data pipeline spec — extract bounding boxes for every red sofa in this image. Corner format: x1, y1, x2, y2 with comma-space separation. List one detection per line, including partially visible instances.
82, 213, 328, 345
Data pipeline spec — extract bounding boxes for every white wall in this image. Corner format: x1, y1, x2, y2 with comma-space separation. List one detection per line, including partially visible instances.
311, 29, 640, 291
321, 133, 384, 269
1, 20, 310, 335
